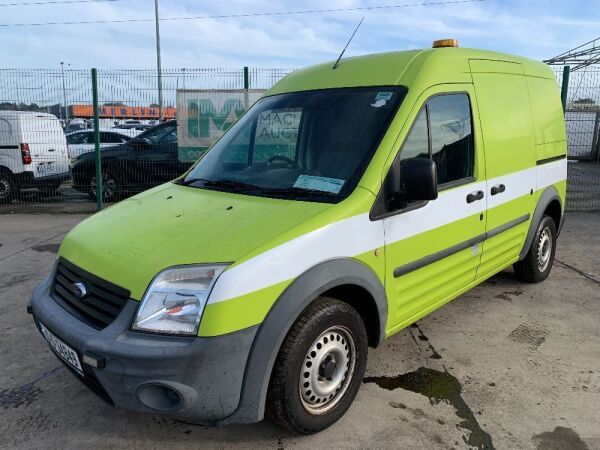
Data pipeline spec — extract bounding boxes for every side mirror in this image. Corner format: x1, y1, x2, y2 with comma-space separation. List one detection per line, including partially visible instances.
403, 158, 438, 202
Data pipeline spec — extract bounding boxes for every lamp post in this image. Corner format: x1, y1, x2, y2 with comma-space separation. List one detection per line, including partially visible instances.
154, 0, 164, 121
60, 61, 70, 122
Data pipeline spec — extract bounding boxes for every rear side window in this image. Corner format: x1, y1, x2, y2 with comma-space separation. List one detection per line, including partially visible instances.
67, 132, 91, 145
101, 132, 127, 144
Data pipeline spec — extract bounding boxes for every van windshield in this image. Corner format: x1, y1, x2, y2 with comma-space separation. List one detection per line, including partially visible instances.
180, 86, 407, 203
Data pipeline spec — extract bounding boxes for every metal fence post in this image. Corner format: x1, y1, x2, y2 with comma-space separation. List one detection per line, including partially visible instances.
561, 65, 570, 112
243, 66, 250, 110
91, 68, 103, 211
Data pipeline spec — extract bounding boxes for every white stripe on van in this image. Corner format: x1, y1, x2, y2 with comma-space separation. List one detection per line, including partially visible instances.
207, 158, 567, 304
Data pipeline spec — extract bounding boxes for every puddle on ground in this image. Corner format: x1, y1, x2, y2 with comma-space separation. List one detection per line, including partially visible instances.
533, 426, 589, 450
508, 323, 549, 350
0, 386, 43, 409
409, 324, 442, 360
31, 243, 60, 253
0, 366, 62, 409
364, 367, 494, 450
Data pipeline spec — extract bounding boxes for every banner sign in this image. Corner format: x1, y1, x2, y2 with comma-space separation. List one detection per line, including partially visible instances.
176, 89, 266, 162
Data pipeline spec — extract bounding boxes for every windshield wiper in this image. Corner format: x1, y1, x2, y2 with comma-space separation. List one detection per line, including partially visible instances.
176, 177, 263, 192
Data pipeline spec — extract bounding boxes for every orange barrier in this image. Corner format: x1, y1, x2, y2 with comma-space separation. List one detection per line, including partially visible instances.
70, 104, 176, 119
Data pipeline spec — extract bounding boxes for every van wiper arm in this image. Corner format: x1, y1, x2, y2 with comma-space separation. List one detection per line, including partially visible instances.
174, 177, 210, 186
176, 177, 263, 191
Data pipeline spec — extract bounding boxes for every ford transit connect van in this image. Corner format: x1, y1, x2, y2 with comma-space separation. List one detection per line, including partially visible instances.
0, 111, 70, 202
30, 42, 567, 433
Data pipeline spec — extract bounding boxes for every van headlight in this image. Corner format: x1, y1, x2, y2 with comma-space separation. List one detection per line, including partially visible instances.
132, 265, 227, 336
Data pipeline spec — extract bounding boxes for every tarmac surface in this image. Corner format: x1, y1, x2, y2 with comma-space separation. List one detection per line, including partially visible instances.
1, 212, 599, 449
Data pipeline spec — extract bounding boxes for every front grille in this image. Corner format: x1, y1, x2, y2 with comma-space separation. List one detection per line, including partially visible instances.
51, 258, 130, 330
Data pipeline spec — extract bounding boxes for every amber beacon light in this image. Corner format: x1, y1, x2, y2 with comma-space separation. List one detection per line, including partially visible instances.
432, 38, 459, 48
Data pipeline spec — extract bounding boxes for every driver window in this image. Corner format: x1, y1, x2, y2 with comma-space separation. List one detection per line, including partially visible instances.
253, 108, 302, 163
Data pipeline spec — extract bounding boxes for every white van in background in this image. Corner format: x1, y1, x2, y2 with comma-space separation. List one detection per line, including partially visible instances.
0, 111, 70, 202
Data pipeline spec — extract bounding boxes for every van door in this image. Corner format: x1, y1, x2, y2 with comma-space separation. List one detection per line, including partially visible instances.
0, 116, 20, 174
469, 60, 536, 278
378, 87, 486, 333
22, 114, 70, 178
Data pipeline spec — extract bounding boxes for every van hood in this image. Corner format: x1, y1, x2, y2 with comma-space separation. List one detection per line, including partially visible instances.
58, 183, 330, 300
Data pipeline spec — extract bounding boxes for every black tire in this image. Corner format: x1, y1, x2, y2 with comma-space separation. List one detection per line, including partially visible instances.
0, 171, 15, 204
266, 297, 368, 434
89, 169, 122, 202
513, 215, 557, 283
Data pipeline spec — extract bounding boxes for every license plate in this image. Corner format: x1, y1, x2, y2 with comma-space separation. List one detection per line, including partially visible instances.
39, 322, 83, 376
36, 163, 57, 175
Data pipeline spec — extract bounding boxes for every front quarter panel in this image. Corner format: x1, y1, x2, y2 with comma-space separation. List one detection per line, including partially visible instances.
218, 257, 387, 425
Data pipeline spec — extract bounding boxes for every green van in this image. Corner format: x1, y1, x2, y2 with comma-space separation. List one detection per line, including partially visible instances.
30, 41, 567, 434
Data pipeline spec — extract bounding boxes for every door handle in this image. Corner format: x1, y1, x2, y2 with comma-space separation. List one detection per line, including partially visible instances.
491, 184, 506, 196
466, 190, 484, 203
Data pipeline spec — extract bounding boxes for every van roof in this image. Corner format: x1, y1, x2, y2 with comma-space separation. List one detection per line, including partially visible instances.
268, 47, 555, 95
0, 110, 58, 119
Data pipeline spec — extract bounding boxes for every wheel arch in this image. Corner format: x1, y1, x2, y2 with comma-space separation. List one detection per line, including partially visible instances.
218, 257, 387, 426
519, 185, 563, 261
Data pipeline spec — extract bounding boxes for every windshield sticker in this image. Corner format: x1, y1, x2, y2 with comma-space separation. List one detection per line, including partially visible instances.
371, 91, 394, 108
293, 175, 344, 194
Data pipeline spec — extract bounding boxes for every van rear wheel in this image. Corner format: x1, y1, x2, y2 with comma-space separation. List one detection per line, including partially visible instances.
513, 215, 557, 283
266, 297, 368, 434
0, 172, 15, 204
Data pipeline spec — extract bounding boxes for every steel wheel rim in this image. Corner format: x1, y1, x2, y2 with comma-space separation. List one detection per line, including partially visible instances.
299, 325, 357, 415
90, 173, 117, 200
0, 178, 10, 199
537, 226, 552, 272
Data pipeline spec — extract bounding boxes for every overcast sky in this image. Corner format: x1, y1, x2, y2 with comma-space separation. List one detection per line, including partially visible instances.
0, 0, 598, 69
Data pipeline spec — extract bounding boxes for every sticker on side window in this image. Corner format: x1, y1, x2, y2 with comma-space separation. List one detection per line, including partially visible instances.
293, 175, 344, 194
371, 91, 394, 108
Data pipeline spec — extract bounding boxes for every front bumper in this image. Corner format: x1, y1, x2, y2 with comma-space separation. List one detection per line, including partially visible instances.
30, 273, 258, 423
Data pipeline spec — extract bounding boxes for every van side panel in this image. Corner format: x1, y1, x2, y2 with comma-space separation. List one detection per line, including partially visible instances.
0, 117, 23, 174
528, 72, 567, 231
527, 76, 567, 162
469, 61, 536, 277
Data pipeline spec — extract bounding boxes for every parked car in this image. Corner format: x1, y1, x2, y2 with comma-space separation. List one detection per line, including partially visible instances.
113, 123, 153, 132
71, 120, 189, 201
66, 129, 134, 160
30, 42, 567, 433
65, 119, 88, 133
0, 111, 70, 202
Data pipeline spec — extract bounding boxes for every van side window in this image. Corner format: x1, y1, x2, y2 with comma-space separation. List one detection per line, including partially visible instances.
428, 94, 474, 186
372, 93, 475, 219
397, 109, 429, 196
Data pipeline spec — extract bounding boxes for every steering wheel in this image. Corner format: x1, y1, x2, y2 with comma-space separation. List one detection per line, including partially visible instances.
267, 154, 298, 168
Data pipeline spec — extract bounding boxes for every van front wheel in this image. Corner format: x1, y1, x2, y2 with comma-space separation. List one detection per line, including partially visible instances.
513, 215, 557, 282
266, 297, 368, 434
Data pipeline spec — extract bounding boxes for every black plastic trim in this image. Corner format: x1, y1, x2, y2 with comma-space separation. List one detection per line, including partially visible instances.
536, 154, 566, 166
393, 213, 530, 278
